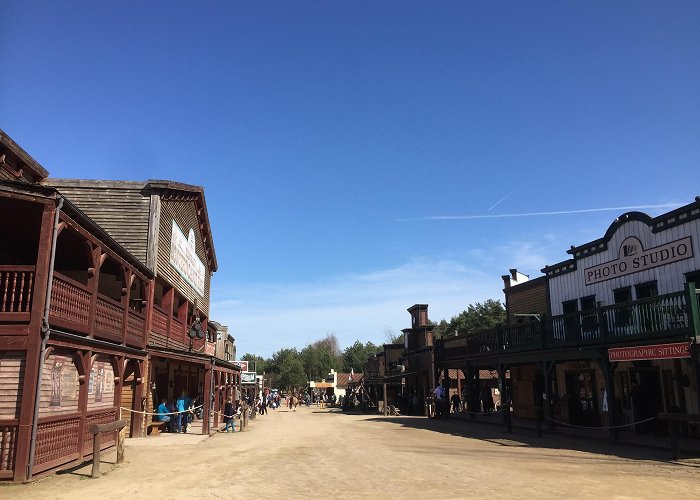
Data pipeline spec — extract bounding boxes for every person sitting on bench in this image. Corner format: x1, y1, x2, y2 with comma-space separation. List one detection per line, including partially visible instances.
156, 399, 171, 429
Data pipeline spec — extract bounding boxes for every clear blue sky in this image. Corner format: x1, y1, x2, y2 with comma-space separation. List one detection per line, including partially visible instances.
2, 2, 699, 357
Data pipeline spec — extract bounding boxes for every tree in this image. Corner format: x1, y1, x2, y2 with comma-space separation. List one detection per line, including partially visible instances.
268, 348, 307, 390
240, 353, 268, 374
436, 299, 506, 337
383, 326, 403, 345
341, 340, 380, 372
302, 334, 341, 380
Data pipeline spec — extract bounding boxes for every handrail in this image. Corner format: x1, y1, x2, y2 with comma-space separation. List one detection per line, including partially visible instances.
438, 289, 698, 357
53, 271, 90, 293
0, 265, 35, 271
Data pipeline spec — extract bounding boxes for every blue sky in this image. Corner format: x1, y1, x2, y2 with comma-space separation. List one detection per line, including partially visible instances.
2, 2, 699, 357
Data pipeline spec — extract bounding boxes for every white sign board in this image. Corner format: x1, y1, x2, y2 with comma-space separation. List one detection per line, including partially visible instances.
241, 372, 256, 384
169, 220, 206, 296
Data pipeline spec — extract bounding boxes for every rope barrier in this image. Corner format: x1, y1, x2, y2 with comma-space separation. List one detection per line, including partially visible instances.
212, 409, 242, 419
544, 415, 658, 430
118, 404, 204, 417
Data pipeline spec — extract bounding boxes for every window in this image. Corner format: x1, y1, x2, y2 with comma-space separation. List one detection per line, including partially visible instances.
635, 281, 658, 300
562, 300, 578, 314
580, 295, 597, 339
613, 287, 632, 304
580, 295, 596, 311
685, 270, 700, 289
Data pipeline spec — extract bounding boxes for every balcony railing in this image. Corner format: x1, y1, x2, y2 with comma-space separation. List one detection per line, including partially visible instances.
438, 287, 699, 361
47, 272, 147, 348
0, 265, 34, 322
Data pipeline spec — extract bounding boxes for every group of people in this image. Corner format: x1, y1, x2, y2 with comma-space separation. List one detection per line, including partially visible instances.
155, 391, 199, 433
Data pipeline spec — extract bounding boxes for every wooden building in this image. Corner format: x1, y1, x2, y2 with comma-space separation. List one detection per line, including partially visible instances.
1, 132, 153, 481
0, 131, 240, 482
400, 304, 436, 415
43, 178, 240, 436
435, 200, 700, 434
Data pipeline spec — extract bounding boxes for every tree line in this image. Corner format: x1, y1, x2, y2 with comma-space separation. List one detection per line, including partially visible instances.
240, 299, 505, 390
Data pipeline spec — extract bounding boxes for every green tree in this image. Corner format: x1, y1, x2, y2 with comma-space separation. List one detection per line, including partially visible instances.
342, 340, 380, 372
437, 299, 506, 337
268, 348, 307, 390
301, 333, 341, 380
240, 353, 268, 374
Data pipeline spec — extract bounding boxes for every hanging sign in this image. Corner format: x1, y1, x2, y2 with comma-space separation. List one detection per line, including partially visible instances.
608, 342, 691, 362
241, 372, 256, 384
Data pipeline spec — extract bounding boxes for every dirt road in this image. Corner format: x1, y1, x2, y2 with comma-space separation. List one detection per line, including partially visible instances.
4, 406, 700, 499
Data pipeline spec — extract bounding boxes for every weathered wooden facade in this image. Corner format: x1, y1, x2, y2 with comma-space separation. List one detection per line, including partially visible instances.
435, 200, 700, 434
1, 132, 153, 481
44, 177, 240, 436
0, 131, 240, 482
398, 304, 435, 414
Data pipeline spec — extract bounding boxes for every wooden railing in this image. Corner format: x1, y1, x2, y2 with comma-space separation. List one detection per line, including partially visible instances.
32, 408, 118, 476
152, 306, 168, 336
94, 295, 123, 342
34, 414, 81, 472
48, 272, 147, 348
437, 287, 699, 362
602, 291, 689, 338
0, 265, 34, 322
171, 316, 185, 343
126, 311, 145, 347
50, 273, 91, 332
0, 421, 18, 479
82, 409, 118, 454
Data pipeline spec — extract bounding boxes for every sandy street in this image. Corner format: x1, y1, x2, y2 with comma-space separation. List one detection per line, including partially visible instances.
4, 406, 700, 500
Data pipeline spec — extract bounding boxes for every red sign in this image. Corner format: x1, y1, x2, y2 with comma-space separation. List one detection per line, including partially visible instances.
608, 342, 691, 362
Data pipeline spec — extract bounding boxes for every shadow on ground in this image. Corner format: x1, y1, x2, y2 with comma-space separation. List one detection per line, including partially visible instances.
354, 413, 700, 464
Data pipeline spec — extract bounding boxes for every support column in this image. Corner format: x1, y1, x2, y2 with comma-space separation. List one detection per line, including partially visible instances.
131, 360, 145, 438
202, 365, 212, 435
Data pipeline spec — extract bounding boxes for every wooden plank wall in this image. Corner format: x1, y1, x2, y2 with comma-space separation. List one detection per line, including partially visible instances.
0, 352, 24, 419
549, 219, 700, 314
43, 181, 151, 264
156, 200, 211, 316
38, 350, 79, 417
86, 354, 115, 412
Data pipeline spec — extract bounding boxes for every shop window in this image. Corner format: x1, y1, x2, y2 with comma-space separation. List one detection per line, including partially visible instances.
635, 281, 658, 300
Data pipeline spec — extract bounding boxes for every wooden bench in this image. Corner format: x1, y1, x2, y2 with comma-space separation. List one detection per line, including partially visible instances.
147, 421, 167, 435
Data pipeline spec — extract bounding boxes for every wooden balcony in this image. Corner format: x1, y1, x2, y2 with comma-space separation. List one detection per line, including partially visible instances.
0, 265, 34, 323
437, 287, 700, 363
47, 272, 148, 348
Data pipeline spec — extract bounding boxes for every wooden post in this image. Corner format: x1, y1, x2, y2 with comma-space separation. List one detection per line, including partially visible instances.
535, 405, 543, 438
383, 383, 388, 416
505, 402, 512, 434
89, 419, 127, 479
117, 427, 126, 464
92, 432, 102, 478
